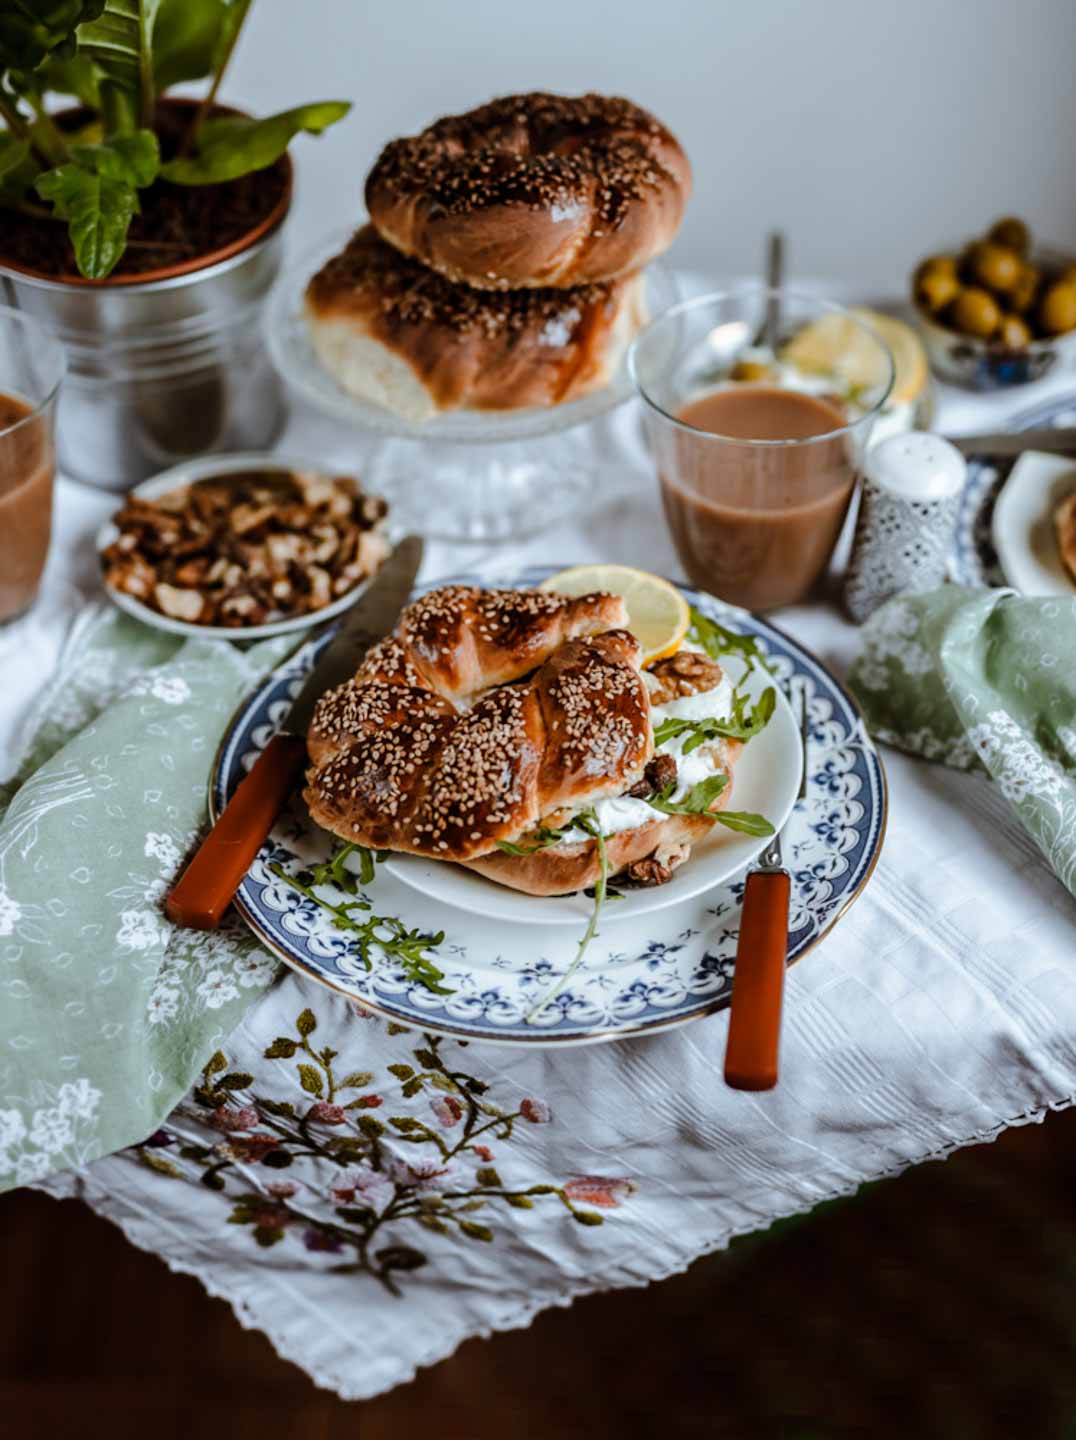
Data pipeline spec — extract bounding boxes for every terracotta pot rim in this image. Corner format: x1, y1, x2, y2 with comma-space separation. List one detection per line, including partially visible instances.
0, 97, 293, 290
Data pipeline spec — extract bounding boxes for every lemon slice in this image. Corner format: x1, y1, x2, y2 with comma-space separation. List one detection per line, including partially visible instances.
779, 308, 928, 407
539, 564, 690, 664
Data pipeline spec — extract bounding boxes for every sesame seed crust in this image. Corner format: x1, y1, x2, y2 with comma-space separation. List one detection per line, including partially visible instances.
363, 91, 691, 291
304, 585, 651, 860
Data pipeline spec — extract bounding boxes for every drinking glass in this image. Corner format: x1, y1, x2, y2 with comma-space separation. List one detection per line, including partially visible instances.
0, 306, 66, 623
629, 286, 894, 610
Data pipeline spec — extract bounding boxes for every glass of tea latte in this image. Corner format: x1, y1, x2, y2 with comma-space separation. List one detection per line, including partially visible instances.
629, 286, 894, 610
0, 307, 66, 624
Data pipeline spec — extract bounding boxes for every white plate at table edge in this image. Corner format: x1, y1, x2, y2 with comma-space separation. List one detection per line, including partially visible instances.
991, 449, 1076, 598
382, 662, 803, 926
94, 450, 388, 641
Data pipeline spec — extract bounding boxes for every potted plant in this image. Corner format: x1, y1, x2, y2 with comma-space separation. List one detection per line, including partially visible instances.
0, 1, 350, 487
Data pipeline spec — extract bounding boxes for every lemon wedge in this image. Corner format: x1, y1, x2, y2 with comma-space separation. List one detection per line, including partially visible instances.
780, 308, 928, 407
539, 564, 690, 665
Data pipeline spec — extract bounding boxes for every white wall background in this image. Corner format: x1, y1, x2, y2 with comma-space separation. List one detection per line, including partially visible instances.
226, 0, 1076, 293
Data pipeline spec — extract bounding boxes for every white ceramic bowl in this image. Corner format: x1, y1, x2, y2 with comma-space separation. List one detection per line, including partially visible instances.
95, 451, 388, 641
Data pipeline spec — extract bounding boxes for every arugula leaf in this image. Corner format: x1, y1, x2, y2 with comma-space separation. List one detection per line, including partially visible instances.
35, 161, 138, 276
496, 824, 570, 857
711, 810, 775, 837
161, 100, 349, 184
526, 807, 609, 1023
653, 685, 776, 752
648, 773, 730, 817
309, 840, 382, 892
269, 861, 452, 996
151, 0, 225, 90
689, 606, 775, 678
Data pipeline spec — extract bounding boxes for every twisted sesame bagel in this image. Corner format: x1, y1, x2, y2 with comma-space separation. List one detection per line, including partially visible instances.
364, 92, 691, 292
304, 586, 744, 896
304, 226, 646, 421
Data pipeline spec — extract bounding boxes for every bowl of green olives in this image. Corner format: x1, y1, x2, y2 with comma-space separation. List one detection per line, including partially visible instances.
911, 217, 1076, 390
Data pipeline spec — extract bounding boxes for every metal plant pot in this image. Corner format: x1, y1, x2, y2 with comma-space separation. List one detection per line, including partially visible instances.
0, 146, 291, 491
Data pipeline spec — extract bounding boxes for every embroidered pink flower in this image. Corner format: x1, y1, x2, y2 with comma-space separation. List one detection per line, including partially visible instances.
430, 1095, 463, 1128
307, 1101, 347, 1125
330, 1166, 394, 1211
209, 1105, 258, 1133
387, 1156, 464, 1194
563, 1176, 638, 1208
220, 1133, 279, 1162
350, 1002, 376, 1022
355, 1094, 383, 1109
473, 1144, 493, 1162
520, 1098, 551, 1124
266, 1181, 298, 1199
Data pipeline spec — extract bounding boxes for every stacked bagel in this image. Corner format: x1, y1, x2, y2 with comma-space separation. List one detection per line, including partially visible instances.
304, 93, 691, 421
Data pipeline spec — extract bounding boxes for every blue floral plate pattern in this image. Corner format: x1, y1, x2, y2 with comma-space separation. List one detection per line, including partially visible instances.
211, 569, 887, 1047
952, 393, 1076, 588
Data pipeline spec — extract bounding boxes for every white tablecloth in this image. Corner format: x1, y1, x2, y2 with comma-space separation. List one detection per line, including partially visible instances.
7, 329, 1076, 1402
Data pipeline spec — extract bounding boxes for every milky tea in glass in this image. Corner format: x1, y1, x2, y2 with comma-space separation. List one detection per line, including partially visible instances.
0, 308, 65, 624
630, 290, 892, 611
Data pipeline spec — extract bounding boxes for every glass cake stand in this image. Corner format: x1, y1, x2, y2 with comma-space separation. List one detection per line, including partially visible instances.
265, 227, 678, 542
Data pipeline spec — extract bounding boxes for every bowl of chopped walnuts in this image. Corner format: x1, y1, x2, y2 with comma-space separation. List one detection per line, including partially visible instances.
97, 452, 391, 639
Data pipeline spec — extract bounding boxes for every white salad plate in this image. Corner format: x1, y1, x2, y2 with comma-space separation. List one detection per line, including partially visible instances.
211, 567, 887, 1048
383, 657, 802, 926
991, 451, 1076, 597
95, 451, 386, 642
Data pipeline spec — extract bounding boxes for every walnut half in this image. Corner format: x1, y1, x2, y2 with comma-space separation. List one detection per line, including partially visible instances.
648, 650, 725, 705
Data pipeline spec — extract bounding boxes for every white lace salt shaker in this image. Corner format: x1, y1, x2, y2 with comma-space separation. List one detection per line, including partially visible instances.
843, 431, 966, 623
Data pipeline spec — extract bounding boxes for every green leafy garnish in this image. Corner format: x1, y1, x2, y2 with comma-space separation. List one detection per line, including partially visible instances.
269, 853, 451, 997
526, 807, 609, 1024
653, 686, 776, 752
496, 824, 570, 857
647, 774, 774, 837
689, 606, 775, 679
649, 773, 730, 816
308, 840, 384, 891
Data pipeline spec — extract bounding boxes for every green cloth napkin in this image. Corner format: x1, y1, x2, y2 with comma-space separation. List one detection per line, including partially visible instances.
0, 605, 291, 1193
849, 587, 1076, 899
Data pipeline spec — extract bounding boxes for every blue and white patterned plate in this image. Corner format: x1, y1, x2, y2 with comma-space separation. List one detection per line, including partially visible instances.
211, 569, 887, 1047
953, 393, 1076, 587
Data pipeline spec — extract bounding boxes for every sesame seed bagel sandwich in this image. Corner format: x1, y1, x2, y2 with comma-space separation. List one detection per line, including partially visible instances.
303, 583, 769, 897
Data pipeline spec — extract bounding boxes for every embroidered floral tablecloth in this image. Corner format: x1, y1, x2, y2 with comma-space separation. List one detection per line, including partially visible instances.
4, 308, 1076, 1399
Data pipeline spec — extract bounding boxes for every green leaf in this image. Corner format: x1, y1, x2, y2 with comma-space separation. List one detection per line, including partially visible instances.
258, 1098, 295, 1118
218, 1070, 253, 1090
39, 50, 101, 105
387, 1063, 414, 1080
76, 0, 143, 92
388, 1116, 421, 1133
253, 1225, 284, 1247
648, 773, 730, 818
296, 1008, 317, 1036
475, 1167, 502, 1188
689, 606, 775, 678
178, 1144, 212, 1160
260, 1149, 293, 1169
458, 1221, 493, 1242
0, 135, 37, 196
506, 1195, 534, 1209
335, 1204, 374, 1223
496, 824, 570, 857
264, 1037, 297, 1059
572, 1211, 604, 1227
0, 1, 106, 71
386, 1022, 411, 1035
357, 1115, 384, 1138
151, 0, 224, 89
34, 161, 137, 276
204, 1050, 228, 1075
200, 1169, 226, 1191
653, 686, 777, 751
401, 1077, 422, 1099
340, 1071, 374, 1090
70, 127, 158, 183
296, 1063, 323, 1097
712, 810, 776, 837
375, 1245, 427, 1271
413, 1047, 439, 1070
161, 100, 350, 184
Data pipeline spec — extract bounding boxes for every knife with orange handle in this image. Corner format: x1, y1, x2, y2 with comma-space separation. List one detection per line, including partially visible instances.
723, 684, 808, 1091
165, 535, 424, 931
